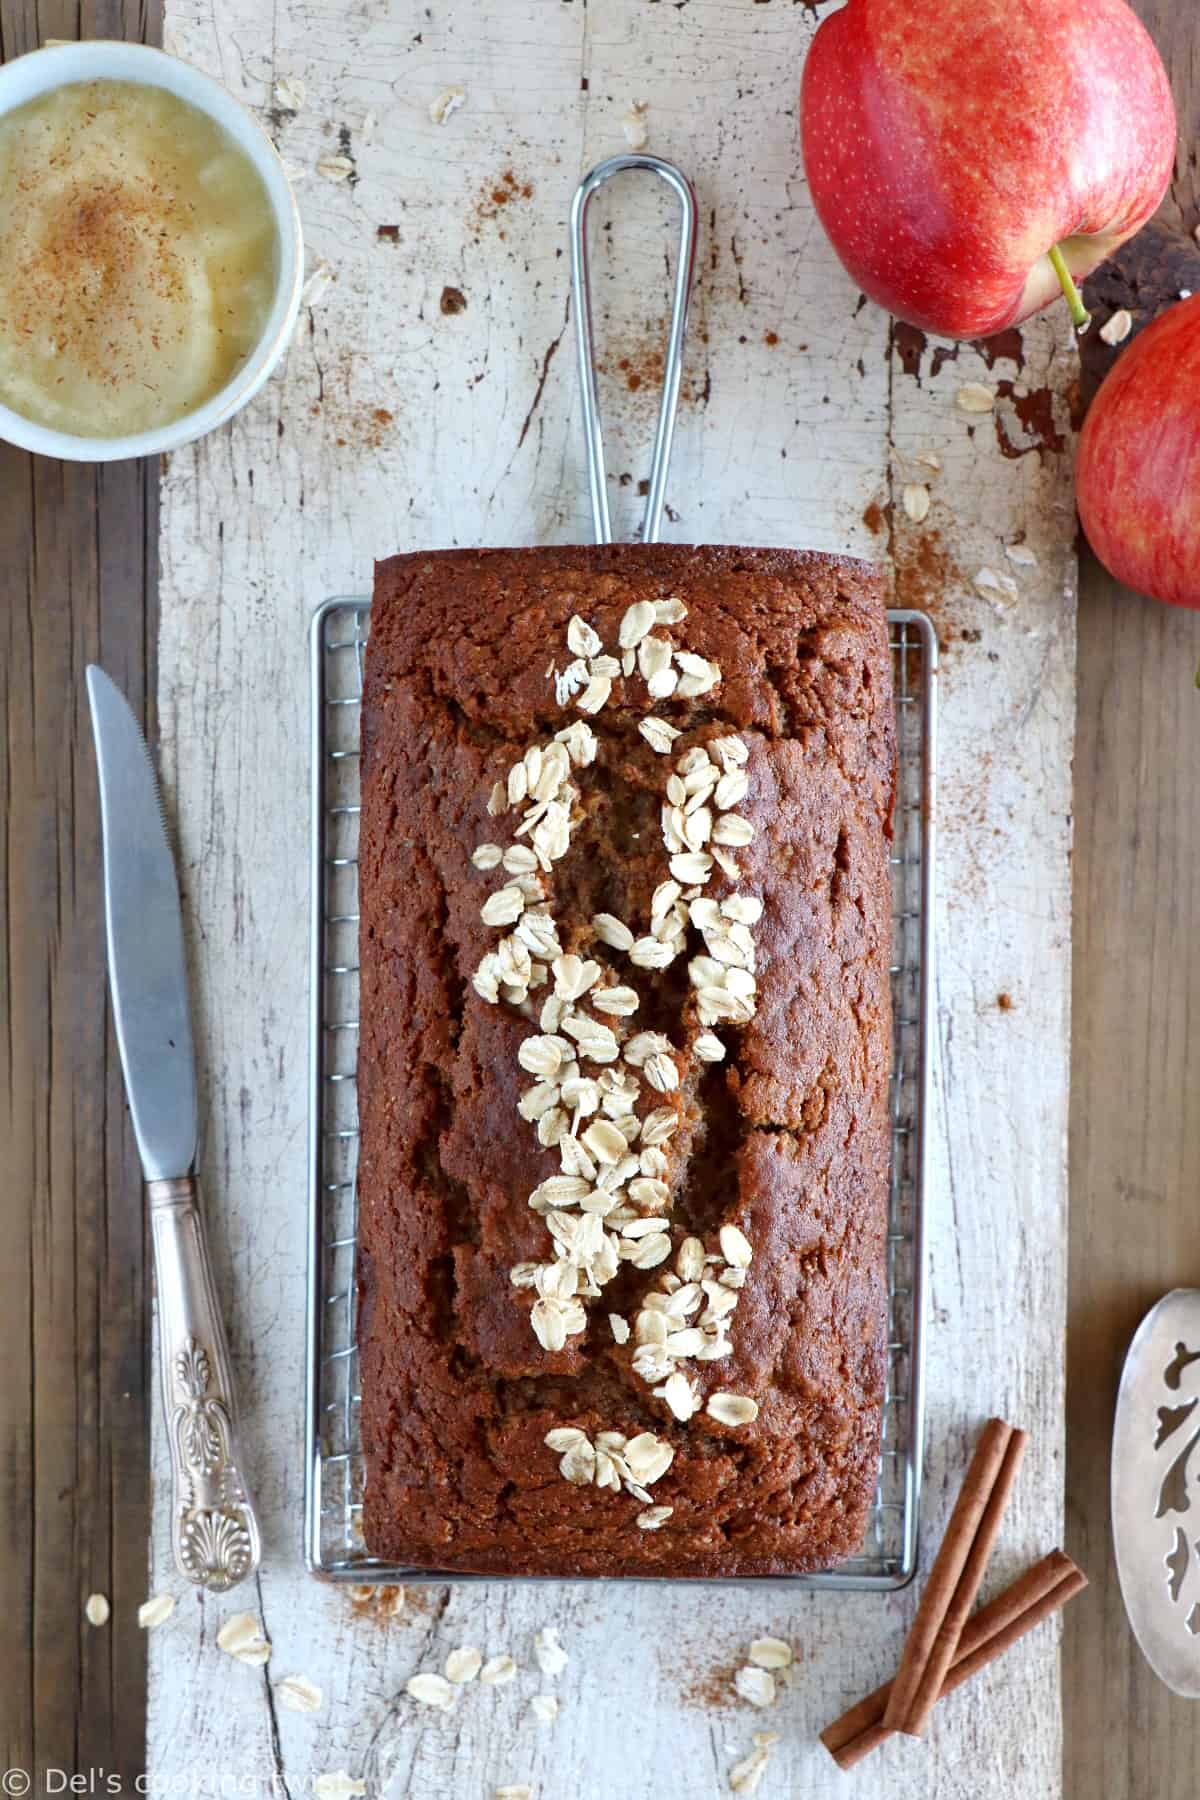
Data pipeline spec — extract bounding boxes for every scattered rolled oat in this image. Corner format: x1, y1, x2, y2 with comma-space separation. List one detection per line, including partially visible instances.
902, 482, 931, 523
734, 1664, 776, 1708
577, 674, 612, 714
729, 1733, 778, 1793
481, 1652, 519, 1685
644, 1050, 680, 1093
637, 1504, 674, 1530
748, 1636, 793, 1670
630, 933, 677, 970
1099, 308, 1133, 347
641, 1108, 679, 1148
719, 1223, 753, 1268
592, 984, 638, 1017
669, 852, 714, 888
445, 1645, 483, 1684
567, 615, 602, 658
84, 1593, 110, 1627
137, 1593, 175, 1631
707, 1392, 759, 1427
218, 1613, 272, 1666
274, 74, 307, 112
657, 1369, 700, 1421
619, 599, 657, 648
622, 100, 649, 151
956, 382, 996, 414
639, 716, 679, 754
481, 885, 525, 926
407, 1670, 455, 1709
639, 634, 673, 680
729, 1754, 765, 1794
592, 911, 635, 951
534, 1625, 568, 1677
430, 86, 466, 125
532, 1293, 585, 1353
676, 1236, 705, 1281
583, 1118, 628, 1164
472, 843, 503, 870
587, 1301, 624, 1345
316, 153, 355, 183
528, 1693, 559, 1726
276, 1674, 324, 1713
555, 660, 588, 706
1005, 542, 1039, 568
974, 566, 1019, 602
674, 651, 720, 698
624, 1431, 674, 1483
299, 261, 334, 309
711, 814, 752, 850
312, 1776, 367, 1800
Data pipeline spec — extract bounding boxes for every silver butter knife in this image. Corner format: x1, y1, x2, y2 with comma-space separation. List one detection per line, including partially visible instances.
87, 666, 261, 1594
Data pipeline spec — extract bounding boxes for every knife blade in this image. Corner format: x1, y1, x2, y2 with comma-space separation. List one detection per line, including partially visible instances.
86, 665, 197, 1182
87, 666, 260, 1593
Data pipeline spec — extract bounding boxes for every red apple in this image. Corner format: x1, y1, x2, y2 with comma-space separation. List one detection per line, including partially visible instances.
1077, 297, 1200, 609
800, 0, 1176, 340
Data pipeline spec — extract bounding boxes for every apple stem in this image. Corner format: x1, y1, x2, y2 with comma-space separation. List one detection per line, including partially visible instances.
1049, 244, 1092, 336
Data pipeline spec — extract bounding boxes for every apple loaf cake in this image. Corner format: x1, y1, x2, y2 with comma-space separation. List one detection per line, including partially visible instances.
356, 543, 895, 1576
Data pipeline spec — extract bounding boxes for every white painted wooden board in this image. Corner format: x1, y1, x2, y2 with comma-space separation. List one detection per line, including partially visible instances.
150, 1, 1077, 1794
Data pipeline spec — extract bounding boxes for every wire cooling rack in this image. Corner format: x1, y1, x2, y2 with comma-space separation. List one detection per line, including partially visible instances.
306, 598, 937, 1588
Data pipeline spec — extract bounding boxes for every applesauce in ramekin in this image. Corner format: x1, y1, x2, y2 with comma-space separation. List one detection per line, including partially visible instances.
0, 78, 279, 438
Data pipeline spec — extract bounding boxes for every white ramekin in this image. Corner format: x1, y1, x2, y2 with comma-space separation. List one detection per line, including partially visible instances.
0, 41, 303, 462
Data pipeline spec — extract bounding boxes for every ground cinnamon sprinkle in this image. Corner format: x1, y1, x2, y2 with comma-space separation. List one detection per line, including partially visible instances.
470, 167, 535, 234
595, 320, 700, 417
678, 1658, 743, 1711
16, 175, 191, 386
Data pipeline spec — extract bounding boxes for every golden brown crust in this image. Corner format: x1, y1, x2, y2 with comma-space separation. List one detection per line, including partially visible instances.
357, 543, 894, 1577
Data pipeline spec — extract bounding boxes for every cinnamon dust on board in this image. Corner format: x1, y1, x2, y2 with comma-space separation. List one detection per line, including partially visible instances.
470, 167, 535, 237
593, 318, 702, 421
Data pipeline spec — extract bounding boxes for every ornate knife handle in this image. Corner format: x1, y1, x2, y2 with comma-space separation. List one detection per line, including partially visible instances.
148, 1176, 262, 1592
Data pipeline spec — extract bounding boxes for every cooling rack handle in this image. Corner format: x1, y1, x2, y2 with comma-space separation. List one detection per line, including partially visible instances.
569, 153, 698, 546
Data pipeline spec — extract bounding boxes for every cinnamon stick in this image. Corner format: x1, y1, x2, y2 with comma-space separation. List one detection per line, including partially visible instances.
821, 1550, 1087, 1770
902, 1423, 1028, 1734
946, 1565, 1086, 1691
821, 1550, 1077, 1754
882, 1416, 1015, 1736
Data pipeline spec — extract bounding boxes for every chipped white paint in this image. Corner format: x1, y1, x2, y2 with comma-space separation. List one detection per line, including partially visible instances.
151, 1, 1076, 1794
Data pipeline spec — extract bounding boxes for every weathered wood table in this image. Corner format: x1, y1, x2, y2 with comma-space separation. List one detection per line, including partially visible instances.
1, 2, 1198, 1797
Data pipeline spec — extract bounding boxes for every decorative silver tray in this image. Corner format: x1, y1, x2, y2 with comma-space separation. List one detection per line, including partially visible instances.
306, 597, 936, 1588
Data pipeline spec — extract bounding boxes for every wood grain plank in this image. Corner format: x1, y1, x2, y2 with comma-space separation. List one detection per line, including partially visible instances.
150, 2, 1075, 1794
1065, 4, 1200, 1796
0, 6, 160, 1785
1067, 559, 1200, 1800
